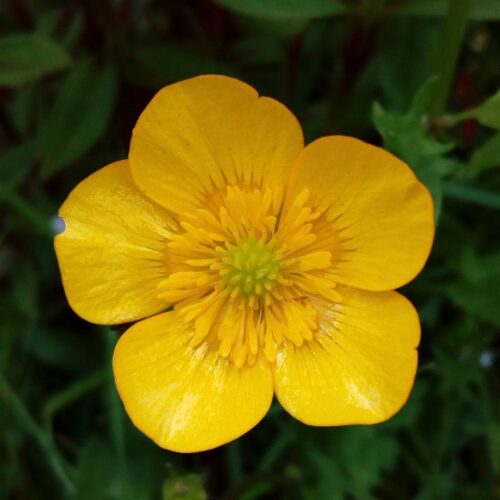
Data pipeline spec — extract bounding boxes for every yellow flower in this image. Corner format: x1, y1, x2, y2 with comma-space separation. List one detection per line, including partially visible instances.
55, 75, 434, 453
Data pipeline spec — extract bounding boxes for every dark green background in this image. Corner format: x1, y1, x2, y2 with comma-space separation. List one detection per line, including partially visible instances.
1, 1, 500, 499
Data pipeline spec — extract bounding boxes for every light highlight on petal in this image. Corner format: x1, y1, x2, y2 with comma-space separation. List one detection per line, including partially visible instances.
286, 136, 435, 291
113, 311, 273, 452
273, 287, 420, 425
55, 161, 176, 324
129, 74, 304, 214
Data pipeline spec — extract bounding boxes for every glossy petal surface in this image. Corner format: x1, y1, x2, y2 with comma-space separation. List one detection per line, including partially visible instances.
273, 287, 420, 426
286, 136, 434, 291
113, 311, 274, 452
55, 161, 176, 324
129, 74, 304, 214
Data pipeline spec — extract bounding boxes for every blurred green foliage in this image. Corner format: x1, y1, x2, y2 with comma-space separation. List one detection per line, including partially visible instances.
1, 1, 500, 499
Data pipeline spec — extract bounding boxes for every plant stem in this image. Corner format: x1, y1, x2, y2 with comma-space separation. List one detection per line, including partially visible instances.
443, 182, 500, 210
104, 329, 128, 494
430, 0, 471, 116
0, 374, 75, 495
43, 369, 107, 434
0, 186, 53, 238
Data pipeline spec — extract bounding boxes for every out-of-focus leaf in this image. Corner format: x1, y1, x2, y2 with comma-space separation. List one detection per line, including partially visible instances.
0, 33, 71, 86
125, 44, 237, 88
231, 36, 283, 65
304, 447, 346, 499
0, 186, 52, 237
39, 9, 84, 50
369, 18, 440, 113
214, 0, 346, 19
240, 482, 274, 500
448, 281, 500, 327
11, 261, 38, 321
470, 132, 500, 176
0, 140, 36, 189
305, 428, 399, 499
382, 380, 427, 430
73, 439, 113, 500
162, 473, 207, 500
39, 60, 118, 178
236, 15, 309, 38
470, 90, 500, 129
395, 0, 500, 20
4, 86, 38, 137
373, 77, 455, 221
443, 182, 500, 210
487, 422, 500, 474
30, 327, 97, 372
455, 90, 500, 130
448, 251, 500, 327
342, 430, 399, 497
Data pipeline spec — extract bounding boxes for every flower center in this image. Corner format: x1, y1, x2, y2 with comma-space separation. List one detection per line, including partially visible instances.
157, 185, 341, 368
221, 238, 282, 299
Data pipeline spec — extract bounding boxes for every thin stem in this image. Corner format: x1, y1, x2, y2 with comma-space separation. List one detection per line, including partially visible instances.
0, 186, 53, 238
43, 369, 107, 435
0, 374, 75, 495
104, 329, 128, 494
430, 0, 471, 116
225, 441, 243, 486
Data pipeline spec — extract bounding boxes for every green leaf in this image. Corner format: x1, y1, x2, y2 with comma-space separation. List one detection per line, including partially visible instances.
73, 439, 113, 500
213, 0, 346, 19
443, 182, 500, 210
126, 44, 237, 88
446, 90, 500, 130
0, 33, 71, 86
470, 132, 500, 176
466, 90, 500, 130
11, 261, 38, 321
162, 474, 207, 500
395, 0, 500, 20
448, 251, 500, 327
306, 428, 399, 499
382, 380, 427, 430
39, 60, 118, 178
0, 185, 52, 237
372, 77, 455, 221
0, 140, 36, 190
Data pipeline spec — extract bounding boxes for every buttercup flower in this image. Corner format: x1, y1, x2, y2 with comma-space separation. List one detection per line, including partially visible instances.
55, 75, 434, 452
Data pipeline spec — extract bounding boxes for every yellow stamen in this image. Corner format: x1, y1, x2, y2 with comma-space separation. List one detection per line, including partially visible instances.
157, 185, 341, 367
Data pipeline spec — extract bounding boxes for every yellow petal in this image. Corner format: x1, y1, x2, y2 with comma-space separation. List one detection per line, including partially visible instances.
273, 287, 420, 426
129, 74, 303, 214
113, 311, 273, 452
286, 136, 434, 290
55, 161, 176, 324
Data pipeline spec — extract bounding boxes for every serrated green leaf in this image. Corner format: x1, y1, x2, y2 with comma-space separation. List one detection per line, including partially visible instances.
448, 280, 500, 327
342, 430, 399, 496
372, 77, 453, 222
214, 0, 346, 19
446, 250, 500, 327
39, 60, 118, 178
0, 33, 71, 86
467, 90, 500, 130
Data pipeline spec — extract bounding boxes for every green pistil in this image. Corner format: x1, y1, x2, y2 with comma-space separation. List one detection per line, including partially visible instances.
222, 237, 282, 297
